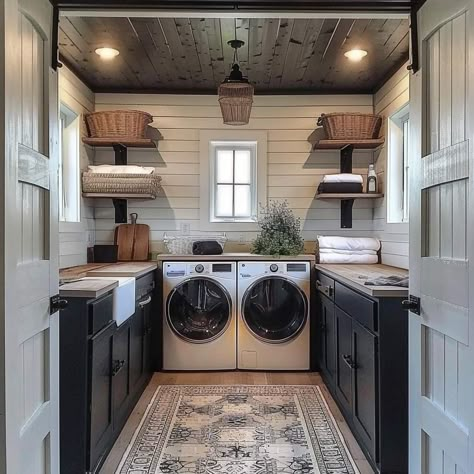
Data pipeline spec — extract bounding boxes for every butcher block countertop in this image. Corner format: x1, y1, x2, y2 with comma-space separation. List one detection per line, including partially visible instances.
154, 253, 316, 262
59, 279, 118, 299
86, 262, 158, 278
316, 263, 409, 298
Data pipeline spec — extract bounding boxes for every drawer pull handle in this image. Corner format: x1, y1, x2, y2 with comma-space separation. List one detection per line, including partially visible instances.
316, 280, 333, 297
342, 354, 357, 369
138, 296, 152, 308
112, 359, 126, 376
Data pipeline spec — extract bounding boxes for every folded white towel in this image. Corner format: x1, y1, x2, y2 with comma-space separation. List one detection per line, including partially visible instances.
318, 236, 381, 252
88, 165, 155, 175
322, 174, 364, 184
319, 249, 377, 256
319, 252, 379, 264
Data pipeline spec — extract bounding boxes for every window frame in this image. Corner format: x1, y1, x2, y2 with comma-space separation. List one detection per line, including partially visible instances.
199, 130, 268, 232
387, 104, 410, 224
211, 142, 257, 222
59, 102, 81, 223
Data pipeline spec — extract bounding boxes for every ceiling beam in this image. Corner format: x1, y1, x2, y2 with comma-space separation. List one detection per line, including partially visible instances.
53, 1, 414, 14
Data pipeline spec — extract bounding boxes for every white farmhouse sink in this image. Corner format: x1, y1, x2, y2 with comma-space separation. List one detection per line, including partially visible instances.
82, 276, 136, 325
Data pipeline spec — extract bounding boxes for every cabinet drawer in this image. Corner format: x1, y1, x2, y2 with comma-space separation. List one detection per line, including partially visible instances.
335, 282, 376, 332
89, 293, 114, 335
316, 273, 335, 300
136, 272, 155, 301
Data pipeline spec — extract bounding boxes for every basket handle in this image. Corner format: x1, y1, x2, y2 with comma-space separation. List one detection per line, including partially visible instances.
317, 114, 325, 127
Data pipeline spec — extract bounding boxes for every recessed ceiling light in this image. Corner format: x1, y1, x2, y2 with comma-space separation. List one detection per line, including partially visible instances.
344, 49, 368, 62
95, 47, 120, 60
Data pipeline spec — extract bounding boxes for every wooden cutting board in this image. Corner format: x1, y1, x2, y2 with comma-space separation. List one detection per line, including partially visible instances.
132, 224, 150, 261
114, 213, 150, 261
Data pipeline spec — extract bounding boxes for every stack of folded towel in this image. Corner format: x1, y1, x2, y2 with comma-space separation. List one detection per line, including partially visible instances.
317, 236, 380, 264
88, 165, 155, 175
317, 174, 363, 194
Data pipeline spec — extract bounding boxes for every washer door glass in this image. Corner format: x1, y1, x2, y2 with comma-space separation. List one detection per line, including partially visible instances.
242, 277, 307, 343
167, 278, 231, 343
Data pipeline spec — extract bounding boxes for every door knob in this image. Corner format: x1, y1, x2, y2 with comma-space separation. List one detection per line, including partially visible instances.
401, 295, 420, 315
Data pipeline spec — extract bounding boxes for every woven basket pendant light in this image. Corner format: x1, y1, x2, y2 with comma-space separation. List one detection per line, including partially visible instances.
218, 38, 254, 126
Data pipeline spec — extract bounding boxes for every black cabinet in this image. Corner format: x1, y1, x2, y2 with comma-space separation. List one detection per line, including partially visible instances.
335, 307, 353, 415
60, 270, 158, 474
316, 270, 407, 474
89, 321, 115, 472
318, 295, 336, 384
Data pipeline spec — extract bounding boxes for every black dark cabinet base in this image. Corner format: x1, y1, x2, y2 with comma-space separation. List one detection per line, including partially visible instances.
60, 271, 158, 474
316, 270, 408, 474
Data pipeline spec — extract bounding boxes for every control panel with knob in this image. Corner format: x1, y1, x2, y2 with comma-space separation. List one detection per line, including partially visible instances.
270, 264, 279, 273
195, 264, 204, 273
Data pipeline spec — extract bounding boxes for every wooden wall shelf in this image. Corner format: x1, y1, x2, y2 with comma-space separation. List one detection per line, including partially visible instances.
82, 193, 156, 200
312, 138, 385, 150
82, 137, 157, 149
316, 193, 384, 200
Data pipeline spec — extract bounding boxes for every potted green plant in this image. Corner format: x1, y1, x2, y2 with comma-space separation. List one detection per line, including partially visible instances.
252, 201, 304, 256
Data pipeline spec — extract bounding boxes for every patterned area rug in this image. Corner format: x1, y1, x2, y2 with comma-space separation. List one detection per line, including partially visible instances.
116, 385, 360, 474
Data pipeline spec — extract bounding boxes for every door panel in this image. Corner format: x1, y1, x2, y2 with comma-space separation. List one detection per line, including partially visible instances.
5, 0, 60, 472
319, 295, 336, 383
411, 1, 473, 472
352, 320, 377, 461
335, 308, 352, 414
113, 322, 131, 429
89, 322, 114, 472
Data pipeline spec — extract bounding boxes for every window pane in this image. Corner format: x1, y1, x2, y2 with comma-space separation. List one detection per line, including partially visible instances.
234, 185, 251, 217
234, 149, 251, 184
216, 149, 234, 183
215, 185, 233, 217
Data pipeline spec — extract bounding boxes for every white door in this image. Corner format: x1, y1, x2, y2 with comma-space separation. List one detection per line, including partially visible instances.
409, 0, 473, 472
2, 0, 60, 472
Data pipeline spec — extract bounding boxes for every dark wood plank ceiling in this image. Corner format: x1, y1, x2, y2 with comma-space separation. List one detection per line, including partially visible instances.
59, 16, 409, 93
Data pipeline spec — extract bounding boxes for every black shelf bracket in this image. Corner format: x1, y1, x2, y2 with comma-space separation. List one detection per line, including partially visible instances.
113, 144, 128, 165
340, 145, 355, 229
341, 199, 354, 229
113, 199, 128, 223
113, 144, 128, 223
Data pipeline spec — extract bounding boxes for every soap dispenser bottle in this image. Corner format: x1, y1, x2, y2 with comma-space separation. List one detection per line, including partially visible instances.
367, 164, 377, 194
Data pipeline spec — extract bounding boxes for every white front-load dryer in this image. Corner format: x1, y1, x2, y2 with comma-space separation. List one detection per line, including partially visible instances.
163, 261, 237, 370
238, 261, 310, 370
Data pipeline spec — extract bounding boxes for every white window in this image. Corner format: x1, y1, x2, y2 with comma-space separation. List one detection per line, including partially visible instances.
59, 103, 81, 222
387, 105, 410, 223
200, 130, 267, 231
211, 143, 257, 222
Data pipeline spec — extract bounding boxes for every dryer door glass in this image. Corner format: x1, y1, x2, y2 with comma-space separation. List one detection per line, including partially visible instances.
242, 277, 307, 343
167, 278, 232, 343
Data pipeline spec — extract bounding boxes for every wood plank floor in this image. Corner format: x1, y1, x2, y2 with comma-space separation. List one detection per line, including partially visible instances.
100, 371, 375, 474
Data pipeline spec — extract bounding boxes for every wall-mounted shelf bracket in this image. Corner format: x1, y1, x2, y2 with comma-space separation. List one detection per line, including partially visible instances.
112, 199, 128, 224
341, 199, 354, 229
113, 144, 127, 165
340, 145, 353, 173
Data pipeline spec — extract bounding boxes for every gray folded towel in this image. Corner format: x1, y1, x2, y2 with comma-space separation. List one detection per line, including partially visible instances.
364, 276, 409, 288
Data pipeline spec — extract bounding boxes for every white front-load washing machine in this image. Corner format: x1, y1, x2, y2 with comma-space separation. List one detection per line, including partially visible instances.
238, 261, 310, 370
163, 261, 237, 370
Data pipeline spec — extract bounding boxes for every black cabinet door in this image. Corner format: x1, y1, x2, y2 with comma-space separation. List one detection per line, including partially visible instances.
89, 321, 115, 472
129, 307, 144, 392
319, 294, 336, 385
352, 320, 377, 462
335, 307, 353, 415
112, 321, 131, 431
141, 295, 153, 377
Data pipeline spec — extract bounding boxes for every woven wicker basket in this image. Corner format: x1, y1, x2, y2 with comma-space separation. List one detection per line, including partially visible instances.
218, 83, 254, 126
85, 110, 153, 139
317, 113, 383, 140
82, 172, 162, 197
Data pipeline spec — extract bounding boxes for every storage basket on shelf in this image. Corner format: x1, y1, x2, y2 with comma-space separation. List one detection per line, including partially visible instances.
82, 172, 162, 198
317, 113, 383, 140
84, 110, 153, 139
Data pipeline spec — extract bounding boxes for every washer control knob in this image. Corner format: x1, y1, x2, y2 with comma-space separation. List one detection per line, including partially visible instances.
195, 264, 204, 273
270, 264, 279, 273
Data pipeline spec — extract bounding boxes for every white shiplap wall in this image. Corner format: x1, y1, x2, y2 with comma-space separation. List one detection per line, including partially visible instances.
93, 93, 377, 252
59, 67, 96, 268
374, 63, 410, 269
